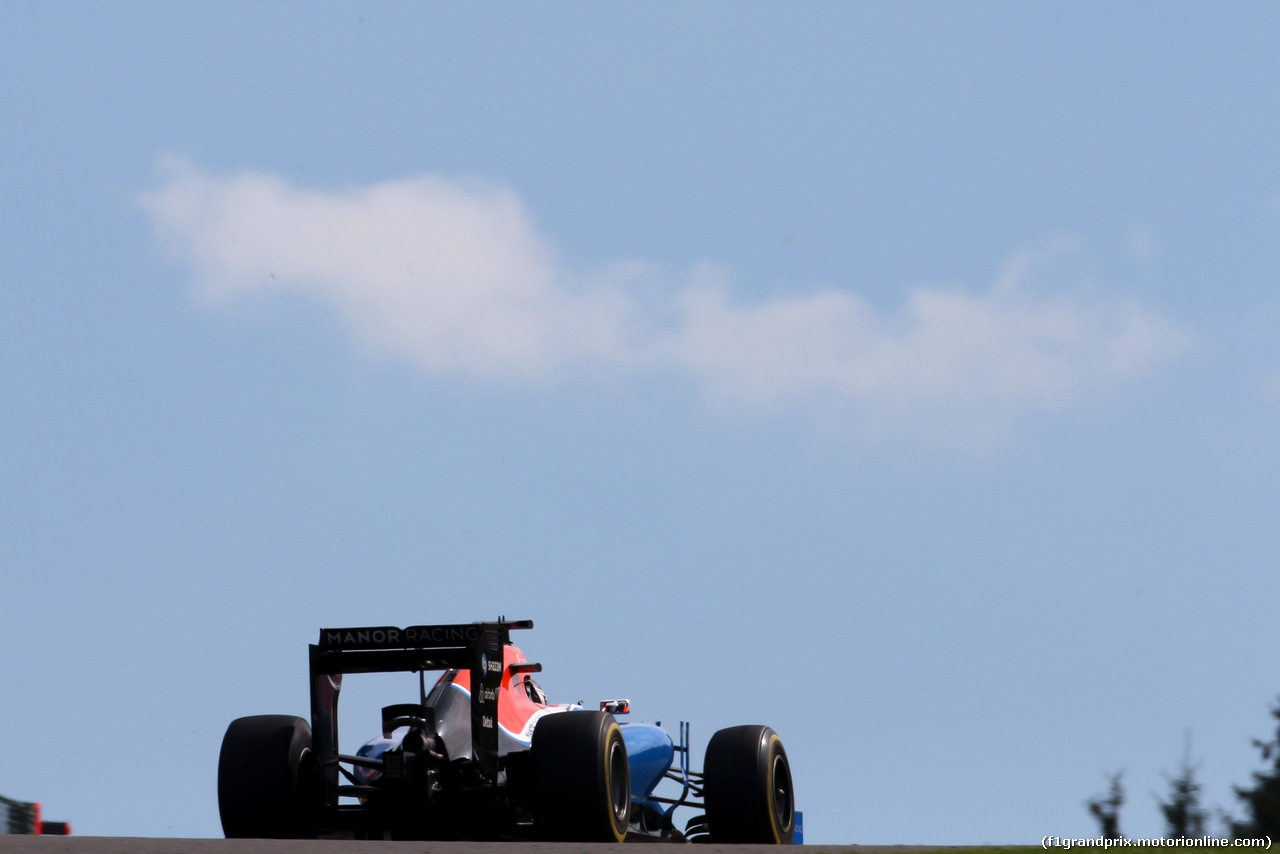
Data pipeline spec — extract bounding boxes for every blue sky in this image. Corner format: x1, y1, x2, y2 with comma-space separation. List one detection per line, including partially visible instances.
3, 1, 1280, 843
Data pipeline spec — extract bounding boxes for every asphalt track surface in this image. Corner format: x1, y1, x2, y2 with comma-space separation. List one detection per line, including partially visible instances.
0, 842, 960, 854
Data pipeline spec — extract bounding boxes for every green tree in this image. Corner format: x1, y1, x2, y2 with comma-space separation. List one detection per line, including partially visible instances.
1158, 735, 1206, 838
1087, 772, 1125, 840
1228, 699, 1280, 838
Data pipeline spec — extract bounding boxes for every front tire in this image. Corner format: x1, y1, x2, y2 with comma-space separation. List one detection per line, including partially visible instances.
531, 711, 630, 842
217, 714, 319, 838
703, 724, 794, 843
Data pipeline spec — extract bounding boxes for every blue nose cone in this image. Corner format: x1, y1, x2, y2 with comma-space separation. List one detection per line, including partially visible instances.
618, 723, 674, 800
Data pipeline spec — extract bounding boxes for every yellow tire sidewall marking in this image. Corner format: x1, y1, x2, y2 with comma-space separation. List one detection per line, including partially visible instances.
765, 733, 783, 843
604, 722, 627, 842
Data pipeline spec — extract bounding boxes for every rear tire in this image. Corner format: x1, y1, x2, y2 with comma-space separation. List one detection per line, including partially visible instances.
531, 711, 630, 842
218, 714, 319, 838
703, 724, 794, 843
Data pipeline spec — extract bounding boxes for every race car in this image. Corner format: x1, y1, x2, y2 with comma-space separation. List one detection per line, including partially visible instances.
217, 618, 795, 842
1, 794, 71, 835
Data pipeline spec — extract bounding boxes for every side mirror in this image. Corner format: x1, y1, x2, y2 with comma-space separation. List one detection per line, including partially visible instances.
600, 699, 630, 715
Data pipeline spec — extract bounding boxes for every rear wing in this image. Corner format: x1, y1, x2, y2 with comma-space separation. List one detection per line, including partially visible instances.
309, 619, 532, 799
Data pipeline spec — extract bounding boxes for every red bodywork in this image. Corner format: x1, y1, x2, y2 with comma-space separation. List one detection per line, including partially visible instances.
447, 643, 558, 744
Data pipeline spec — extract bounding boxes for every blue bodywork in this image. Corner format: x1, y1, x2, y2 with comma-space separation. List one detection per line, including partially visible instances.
618, 723, 674, 801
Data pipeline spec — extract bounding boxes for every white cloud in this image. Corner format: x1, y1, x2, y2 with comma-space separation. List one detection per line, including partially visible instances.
671, 262, 1188, 447
141, 159, 1191, 448
140, 157, 634, 382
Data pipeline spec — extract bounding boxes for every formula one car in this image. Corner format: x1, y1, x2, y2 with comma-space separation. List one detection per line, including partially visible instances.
217, 619, 795, 842
0, 794, 71, 835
